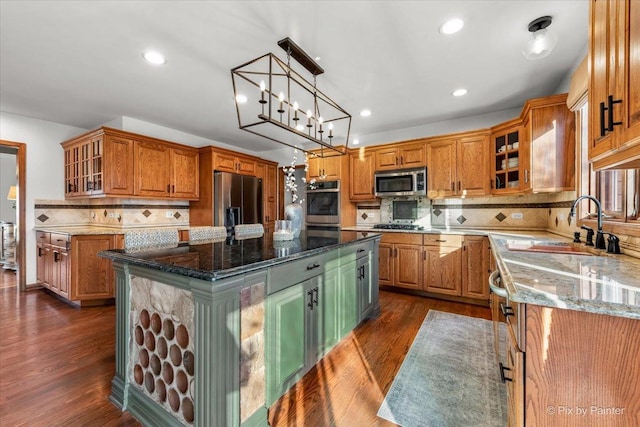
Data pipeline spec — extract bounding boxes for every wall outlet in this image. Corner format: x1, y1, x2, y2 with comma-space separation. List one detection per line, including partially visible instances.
511, 212, 523, 219
165, 211, 173, 218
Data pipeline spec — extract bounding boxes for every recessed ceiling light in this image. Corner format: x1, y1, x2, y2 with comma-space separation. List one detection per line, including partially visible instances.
440, 18, 464, 35
360, 109, 371, 117
452, 88, 468, 97
353, 139, 360, 145
142, 51, 166, 65
235, 94, 248, 104
315, 56, 321, 61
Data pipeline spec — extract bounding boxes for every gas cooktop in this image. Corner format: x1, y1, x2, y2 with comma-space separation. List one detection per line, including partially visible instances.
372, 223, 424, 230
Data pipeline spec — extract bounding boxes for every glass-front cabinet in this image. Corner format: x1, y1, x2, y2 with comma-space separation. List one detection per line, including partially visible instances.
491, 122, 523, 194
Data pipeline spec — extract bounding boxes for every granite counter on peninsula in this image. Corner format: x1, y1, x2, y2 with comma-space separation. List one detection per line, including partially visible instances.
99, 230, 381, 426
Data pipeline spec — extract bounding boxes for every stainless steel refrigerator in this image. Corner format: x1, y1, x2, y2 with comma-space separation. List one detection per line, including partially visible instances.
213, 172, 263, 233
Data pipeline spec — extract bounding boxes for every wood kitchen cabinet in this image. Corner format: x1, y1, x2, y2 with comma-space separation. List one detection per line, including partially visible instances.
497, 301, 640, 426
307, 150, 342, 181
491, 94, 574, 194
213, 149, 256, 175
134, 141, 199, 199
349, 147, 376, 201
423, 234, 462, 296
589, 0, 640, 169
256, 161, 279, 232
62, 127, 199, 200
378, 233, 422, 290
374, 141, 426, 171
427, 131, 489, 199
462, 236, 490, 300
36, 231, 121, 305
63, 131, 134, 198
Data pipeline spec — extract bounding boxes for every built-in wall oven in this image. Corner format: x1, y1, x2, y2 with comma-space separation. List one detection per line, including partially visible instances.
306, 180, 340, 229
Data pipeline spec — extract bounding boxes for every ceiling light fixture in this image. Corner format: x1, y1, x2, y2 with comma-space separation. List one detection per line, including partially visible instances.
360, 109, 371, 117
522, 16, 558, 60
452, 88, 468, 97
440, 18, 464, 35
353, 139, 360, 145
231, 37, 351, 156
142, 51, 166, 65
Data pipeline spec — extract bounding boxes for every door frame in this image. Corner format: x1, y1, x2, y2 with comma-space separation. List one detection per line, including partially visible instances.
0, 140, 26, 291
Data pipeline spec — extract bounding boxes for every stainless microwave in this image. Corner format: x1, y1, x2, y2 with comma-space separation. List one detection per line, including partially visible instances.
374, 167, 427, 197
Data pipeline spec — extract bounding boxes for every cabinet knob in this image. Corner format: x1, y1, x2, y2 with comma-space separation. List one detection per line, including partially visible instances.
306, 263, 320, 271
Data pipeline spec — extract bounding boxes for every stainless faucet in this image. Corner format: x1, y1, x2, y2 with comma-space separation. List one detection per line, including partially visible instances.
570, 195, 606, 250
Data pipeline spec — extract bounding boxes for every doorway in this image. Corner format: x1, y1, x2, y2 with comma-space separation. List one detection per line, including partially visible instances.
0, 140, 26, 291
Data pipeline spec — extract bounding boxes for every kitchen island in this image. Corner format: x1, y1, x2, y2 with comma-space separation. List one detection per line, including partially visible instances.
99, 230, 380, 426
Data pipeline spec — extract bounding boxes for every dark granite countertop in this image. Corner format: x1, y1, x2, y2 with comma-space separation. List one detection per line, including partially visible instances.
99, 230, 380, 282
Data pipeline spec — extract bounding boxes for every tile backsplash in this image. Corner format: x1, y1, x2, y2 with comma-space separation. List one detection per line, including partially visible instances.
34, 199, 190, 229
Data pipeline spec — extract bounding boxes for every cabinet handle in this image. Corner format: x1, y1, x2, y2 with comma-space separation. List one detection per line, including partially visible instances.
457, 181, 461, 191
357, 248, 365, 253
307, 290, 314, 310
607, 95, 622, 131
172, 185, 175, 193
396, 157, 399, 165
306, 263, 320, 271
53, 251, 59, 262
599, 101, 608, 137
313, 287, 319, 306
500, 303, 514, 317
167, 184, 171, 193
490, 179, 494, 189
400, 156, 404, 165
451, 182, 455, 191
38, 247, 43, 257
499, 362, 513, 383
524, 170, 529, 184
435, 239, 446, 242
423, 251, 426, 261
359, 265, 365, 280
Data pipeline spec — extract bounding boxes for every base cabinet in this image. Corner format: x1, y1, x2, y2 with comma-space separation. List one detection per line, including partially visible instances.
36, 232, 121, 304
266, 239, 380, 407
497, 301, 640, 426
379, 233, 422, 290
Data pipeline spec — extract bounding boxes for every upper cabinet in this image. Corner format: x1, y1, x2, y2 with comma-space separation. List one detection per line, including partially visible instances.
307, 152, 342, 181
427, 131, 489, 199
213, 150, 256, 176
61, 127, 199, 200
589, 0, 640, 169
63, 131, 134, 198
349, 147, 376, 201
491, 94, 575, 194
374, 142, 426, 171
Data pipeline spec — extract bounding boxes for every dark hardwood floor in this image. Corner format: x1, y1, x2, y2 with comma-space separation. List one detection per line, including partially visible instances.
0, 287, 489, 426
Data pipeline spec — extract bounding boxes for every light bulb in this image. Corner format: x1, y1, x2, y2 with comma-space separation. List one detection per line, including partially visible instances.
260, 81, 265, 92
278, 92, 285, 102
306, 110, 312, 119
293, 101, 299, 110
318, 117, 323, 125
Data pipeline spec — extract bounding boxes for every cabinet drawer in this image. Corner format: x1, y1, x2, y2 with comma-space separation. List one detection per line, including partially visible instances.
268, 254, 328, 295
339, 241, 373, 263
380, 232, 422, 245
36, 231, 50, 244
50, 233, 70, 250
423, 234, 463, 247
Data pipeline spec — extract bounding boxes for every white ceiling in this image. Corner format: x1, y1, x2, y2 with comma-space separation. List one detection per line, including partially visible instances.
0, 1, 588, 153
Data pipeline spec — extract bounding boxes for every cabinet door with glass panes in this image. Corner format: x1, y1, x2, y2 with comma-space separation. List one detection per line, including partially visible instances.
491, 125, 523, 194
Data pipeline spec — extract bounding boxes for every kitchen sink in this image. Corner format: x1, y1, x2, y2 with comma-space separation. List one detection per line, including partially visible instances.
505, 241, 597, 256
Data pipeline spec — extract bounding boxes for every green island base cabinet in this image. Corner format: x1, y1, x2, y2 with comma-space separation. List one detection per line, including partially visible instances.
99, 231, 380, 426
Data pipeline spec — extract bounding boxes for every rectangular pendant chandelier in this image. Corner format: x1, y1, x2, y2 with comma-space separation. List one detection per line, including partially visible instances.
231, 37, 351, 156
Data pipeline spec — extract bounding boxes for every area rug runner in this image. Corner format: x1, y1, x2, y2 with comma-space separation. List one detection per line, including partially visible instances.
377, 310, 507, 426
